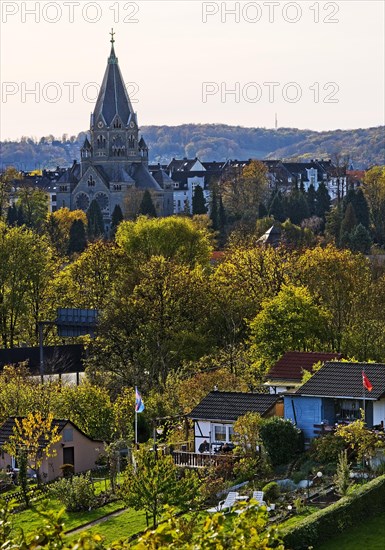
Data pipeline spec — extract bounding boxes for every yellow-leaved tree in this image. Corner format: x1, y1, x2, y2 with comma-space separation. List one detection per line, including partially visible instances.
3, 412, 61, 485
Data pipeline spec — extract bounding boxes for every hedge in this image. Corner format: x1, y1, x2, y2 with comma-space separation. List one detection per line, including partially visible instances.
281, 474, 385, 549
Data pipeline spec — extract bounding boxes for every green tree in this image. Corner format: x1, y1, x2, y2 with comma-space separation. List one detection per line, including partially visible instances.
116, 216, 213, 268
54, 383, 114, 441
87, 199, 105, 239
306, 183, 317, 216
283, 188, 309, 225
0, 167, 22, 219
192, 184, 207, 215
0, 223, 56, 347
334, 449, 353, 497
93, 256, 212, 388
268, 191, 286, 222
139, 190, 157, 217
16, 187, 48, 229
340, 202, 357, 247
6, 204, 18, 226
210, 186, 219, 231
315, 182, 331, 219
67, 219, 87, 255
249, 285, 330, 368
349, 223, 372, 254
54, 240, 123, 311
260, 417, 302, 466
120, 448, 200, 527
111, 204, 124, 235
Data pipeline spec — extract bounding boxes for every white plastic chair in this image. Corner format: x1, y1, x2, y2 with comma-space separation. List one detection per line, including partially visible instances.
207, 491, 239, 513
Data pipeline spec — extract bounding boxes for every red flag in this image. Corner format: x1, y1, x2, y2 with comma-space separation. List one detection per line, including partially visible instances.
362, 371, 373, 392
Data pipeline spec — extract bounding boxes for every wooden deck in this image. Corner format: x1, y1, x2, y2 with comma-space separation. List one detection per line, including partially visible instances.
172, 450, 239, 469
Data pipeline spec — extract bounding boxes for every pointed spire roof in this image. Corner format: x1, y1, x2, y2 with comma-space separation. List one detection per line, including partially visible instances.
138, 136, 148, 149
93, 30, 134, 127
81, 136, 91, 150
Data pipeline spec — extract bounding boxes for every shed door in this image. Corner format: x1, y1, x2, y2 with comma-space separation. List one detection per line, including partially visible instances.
63, 447, 74, 467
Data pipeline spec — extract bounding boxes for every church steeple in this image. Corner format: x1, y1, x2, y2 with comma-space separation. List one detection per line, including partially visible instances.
108, 28, 118, 64
92, 30, 134, 128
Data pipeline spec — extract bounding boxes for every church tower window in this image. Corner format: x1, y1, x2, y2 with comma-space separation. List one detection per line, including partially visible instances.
88, 175, 96, 187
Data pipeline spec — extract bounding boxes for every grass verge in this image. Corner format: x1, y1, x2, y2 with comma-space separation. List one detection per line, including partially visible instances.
317, 511, 385, 550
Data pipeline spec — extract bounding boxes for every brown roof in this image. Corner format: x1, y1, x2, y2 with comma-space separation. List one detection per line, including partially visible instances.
267, 351, 342, 383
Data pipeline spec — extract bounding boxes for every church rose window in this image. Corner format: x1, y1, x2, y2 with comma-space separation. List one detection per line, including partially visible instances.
75, 192, 90, 211
95, 192, 109, 212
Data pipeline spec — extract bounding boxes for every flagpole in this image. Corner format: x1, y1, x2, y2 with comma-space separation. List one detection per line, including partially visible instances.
362, 369, 366, 424
135, 385, 138, 447
135, 408, 138, 446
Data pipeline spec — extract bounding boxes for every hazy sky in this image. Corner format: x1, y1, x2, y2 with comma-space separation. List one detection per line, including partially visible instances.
1, 0, 384, 140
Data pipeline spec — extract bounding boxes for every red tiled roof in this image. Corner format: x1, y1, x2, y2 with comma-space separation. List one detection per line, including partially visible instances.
267, 351, 342, 382
211, 251, 225, 262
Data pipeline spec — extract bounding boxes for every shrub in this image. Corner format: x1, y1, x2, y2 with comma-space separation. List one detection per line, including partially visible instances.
291, 471, 307, 485
281, 474, 385, 549
260, 417, 303, 466
262, 481, 280, 503
50, 473, 96, 512
59, 464, 74, 478
309, 433, 346, 463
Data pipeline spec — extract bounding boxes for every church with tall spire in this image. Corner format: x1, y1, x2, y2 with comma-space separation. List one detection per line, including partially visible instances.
56, 31, 173, 229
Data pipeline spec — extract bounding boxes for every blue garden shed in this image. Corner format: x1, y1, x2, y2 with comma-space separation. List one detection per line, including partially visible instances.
284, 362, 385, 440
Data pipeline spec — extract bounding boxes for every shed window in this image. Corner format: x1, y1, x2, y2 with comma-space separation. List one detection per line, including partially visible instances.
63, 428, 73, 442
213, 425, 226, 442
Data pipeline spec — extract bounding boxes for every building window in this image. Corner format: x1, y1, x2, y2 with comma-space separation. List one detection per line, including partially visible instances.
213, 425, 226, 442
59, 186, 68, 192
88, 175, 95, 187
52, 194, 57, 201
63, 428, 73, 442
212, 424, 234, 444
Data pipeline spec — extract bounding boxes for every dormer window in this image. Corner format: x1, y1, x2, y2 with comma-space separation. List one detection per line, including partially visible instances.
97, 136, 106, 149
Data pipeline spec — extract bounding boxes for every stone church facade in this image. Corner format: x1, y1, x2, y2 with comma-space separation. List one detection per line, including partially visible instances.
56, 33, 173, 231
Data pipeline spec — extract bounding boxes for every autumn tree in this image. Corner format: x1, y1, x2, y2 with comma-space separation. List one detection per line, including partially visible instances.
249, 285, 330, 368
296, 245, 372, 351
50, 208, 88, 255
221, 160, 268, 224
210, 245, 291, 348
3, 412, 61, 485
362, 166, 385, 244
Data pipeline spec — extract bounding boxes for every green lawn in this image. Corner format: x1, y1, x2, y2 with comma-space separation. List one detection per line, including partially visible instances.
317, 512, 385, 550
11, 499, 124, 536
69, 508, 148, 545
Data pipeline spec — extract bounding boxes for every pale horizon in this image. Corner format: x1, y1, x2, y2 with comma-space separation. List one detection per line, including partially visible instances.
1, 1, 384, 141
